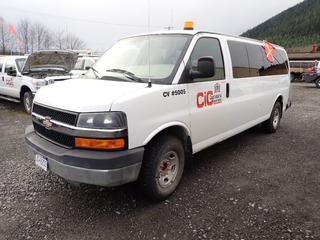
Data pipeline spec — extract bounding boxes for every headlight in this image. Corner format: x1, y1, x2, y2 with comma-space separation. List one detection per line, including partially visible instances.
77, 112, 127, 129
32, 79, 47, 88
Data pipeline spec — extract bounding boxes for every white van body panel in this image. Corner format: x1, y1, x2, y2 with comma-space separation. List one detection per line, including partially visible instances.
34, 79, 148, 112
110, 84, 190, 149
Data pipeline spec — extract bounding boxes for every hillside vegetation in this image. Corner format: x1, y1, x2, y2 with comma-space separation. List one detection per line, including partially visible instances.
242, 0, 320, 50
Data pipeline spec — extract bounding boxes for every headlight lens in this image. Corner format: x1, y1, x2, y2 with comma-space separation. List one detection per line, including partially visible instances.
77, 112, 127, 129
32, 79, 47, 89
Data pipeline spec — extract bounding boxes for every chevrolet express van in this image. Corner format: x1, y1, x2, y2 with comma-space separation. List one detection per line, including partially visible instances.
25, 30, 291, 201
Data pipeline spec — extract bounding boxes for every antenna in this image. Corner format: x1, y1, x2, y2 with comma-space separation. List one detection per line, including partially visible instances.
147, 0, 152, 87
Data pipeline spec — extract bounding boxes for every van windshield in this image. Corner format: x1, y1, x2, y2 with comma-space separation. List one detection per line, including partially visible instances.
85, 34, 191, 84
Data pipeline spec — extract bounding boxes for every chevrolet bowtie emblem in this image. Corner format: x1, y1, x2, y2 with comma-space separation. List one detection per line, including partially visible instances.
42, 117, 53, 129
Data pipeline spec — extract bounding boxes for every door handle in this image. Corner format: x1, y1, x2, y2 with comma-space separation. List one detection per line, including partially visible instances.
226, 83, 230, 98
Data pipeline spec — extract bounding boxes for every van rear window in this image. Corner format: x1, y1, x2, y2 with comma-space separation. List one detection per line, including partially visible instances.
228, 40, 289, 78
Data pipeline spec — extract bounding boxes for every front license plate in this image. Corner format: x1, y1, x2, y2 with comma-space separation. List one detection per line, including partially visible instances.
35, 154, 48, 171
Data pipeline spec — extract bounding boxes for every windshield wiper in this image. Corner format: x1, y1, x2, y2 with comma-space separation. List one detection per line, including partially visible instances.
90, 67, 100, 79
106, 69, 143, 82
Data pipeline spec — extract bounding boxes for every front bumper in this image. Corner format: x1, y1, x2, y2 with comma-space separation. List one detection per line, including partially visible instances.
25, 125, 144, 187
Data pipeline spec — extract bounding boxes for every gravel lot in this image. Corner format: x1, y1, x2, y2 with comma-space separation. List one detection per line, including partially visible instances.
0, 83, 319, 240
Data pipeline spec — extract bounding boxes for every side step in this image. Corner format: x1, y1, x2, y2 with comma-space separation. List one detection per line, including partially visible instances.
0, 95, 21, 103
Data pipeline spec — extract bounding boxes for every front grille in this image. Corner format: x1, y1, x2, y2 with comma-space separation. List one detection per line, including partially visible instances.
33, 122, 74, 148
33, 104, 78, 126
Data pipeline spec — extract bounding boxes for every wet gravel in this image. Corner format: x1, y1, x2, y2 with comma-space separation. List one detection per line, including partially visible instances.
0, 83, 319, 240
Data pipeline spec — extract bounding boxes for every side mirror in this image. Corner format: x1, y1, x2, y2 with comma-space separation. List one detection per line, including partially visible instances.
7, 67, 17, 77
85, 66, 91, 70
190, 57, 215, 79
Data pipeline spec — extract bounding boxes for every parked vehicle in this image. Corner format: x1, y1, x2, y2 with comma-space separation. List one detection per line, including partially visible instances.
25, 27, 291, 201
289, 60, 317, 82
302, 61, 320, 88
70, 56, 99, 78
0, 50, 77, 113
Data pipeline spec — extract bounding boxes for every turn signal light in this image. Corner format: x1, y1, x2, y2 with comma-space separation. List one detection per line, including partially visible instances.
75, 138, 125, 150
184, 21, 194, 30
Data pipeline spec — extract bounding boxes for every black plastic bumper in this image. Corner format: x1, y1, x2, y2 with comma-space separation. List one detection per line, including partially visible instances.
25, 125, 144, 186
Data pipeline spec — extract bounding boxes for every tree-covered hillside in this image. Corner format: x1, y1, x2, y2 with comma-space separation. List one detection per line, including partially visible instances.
242, 0, 320, 50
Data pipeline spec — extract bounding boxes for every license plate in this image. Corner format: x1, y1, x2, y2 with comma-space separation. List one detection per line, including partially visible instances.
35, 154, 48, 171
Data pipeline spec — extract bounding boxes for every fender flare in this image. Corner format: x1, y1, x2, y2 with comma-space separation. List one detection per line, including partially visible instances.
143, 121, 191, 146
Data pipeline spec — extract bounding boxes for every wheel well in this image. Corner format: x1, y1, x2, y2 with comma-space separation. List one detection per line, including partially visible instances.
146, 126, 193, 163
20, 86, 31, 100
276, 95, 283, 117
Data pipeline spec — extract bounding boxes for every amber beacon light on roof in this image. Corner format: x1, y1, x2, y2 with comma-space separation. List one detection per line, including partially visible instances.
184, 21, 194, 30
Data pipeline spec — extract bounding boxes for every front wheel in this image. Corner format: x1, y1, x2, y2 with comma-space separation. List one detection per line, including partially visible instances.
315, 78, 320, 89
23, 91, 33, 114
262, 101, 282, 133
138, 135, 185, 201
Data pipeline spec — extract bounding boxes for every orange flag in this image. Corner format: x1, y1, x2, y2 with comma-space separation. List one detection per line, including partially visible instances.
263, 41, 275, 63
8, 24, 16, 34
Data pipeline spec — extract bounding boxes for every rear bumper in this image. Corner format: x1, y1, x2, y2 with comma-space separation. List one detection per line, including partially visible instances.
25, 125, 144, 187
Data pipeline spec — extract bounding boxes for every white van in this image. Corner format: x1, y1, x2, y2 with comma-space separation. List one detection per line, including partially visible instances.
0, 51, 77, 113
25, 29, 291, 201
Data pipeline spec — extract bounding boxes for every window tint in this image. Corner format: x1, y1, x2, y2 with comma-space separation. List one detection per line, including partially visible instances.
260, 47, 288, 76
190, 37, 225, 81
228, 40, 289, 78
227, 41, 250, 78
246, 43, 263, 77
4, 60, 16, 73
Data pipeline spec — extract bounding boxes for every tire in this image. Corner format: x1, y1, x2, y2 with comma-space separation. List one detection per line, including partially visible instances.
138, 135, 185, 201
315, 78, 320, 89
23, 91, 33, 114
262, 101, 282, 134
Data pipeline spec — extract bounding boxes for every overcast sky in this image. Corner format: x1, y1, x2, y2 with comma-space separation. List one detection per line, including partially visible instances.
0, 0, 303, 52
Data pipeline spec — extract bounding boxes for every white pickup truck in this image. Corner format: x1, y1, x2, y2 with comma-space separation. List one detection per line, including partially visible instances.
25, 29, 291, 201
0, 50, 77, 113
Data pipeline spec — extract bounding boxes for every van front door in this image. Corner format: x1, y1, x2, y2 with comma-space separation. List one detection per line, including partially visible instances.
185, 37, 228, 153
2, 59, 20, 98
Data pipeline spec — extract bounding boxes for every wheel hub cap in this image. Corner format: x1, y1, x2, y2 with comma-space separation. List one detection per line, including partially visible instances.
157, 151, 179, 188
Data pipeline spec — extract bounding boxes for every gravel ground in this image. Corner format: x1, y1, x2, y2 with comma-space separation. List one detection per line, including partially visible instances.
0, 83, 319, 240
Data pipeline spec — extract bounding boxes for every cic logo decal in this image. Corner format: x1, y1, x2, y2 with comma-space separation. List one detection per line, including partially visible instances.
196, 83, 222, 109
42, 117, 53, 129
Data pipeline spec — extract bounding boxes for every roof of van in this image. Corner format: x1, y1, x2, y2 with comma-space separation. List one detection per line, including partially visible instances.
127, 30, 284, 49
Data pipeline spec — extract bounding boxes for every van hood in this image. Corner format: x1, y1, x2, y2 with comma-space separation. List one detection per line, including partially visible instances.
33, 79, 148, 112
22, 50, 77, 73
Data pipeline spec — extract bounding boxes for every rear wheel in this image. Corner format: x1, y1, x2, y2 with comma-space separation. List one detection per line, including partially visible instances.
138, 135, 185, 201
23, 91, 33, 114
263, 101, 282, 133
315, 78, 320, 89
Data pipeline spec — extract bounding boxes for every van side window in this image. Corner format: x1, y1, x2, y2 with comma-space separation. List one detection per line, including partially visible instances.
246, 43, 263, 77
190, 37, 225, 82
4, 60, 16, 73
260, 48, 288, 76
227, 41, 250, 78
